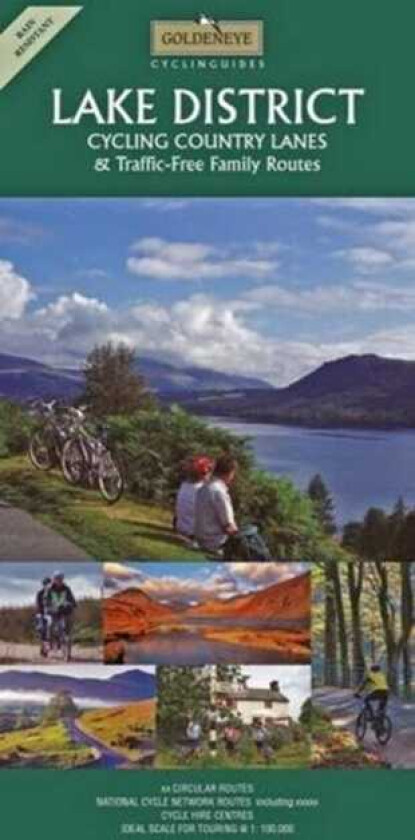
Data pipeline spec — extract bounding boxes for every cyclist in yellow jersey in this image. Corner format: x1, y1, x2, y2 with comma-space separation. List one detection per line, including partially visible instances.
355, 664, 389, 718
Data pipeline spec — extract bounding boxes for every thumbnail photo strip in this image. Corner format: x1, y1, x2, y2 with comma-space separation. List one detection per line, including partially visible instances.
0, 560, 412, 769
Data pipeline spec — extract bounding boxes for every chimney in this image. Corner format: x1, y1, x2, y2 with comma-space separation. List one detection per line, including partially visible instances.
269, 680, 280, 693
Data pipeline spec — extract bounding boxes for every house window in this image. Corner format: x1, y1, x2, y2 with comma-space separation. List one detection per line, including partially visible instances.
264, 701, 273, 709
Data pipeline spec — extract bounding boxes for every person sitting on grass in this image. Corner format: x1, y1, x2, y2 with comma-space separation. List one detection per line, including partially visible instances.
35, 576, 52, 657
355, 663, 389, 719
174, 455, 213, 542
195, 454, 271, 561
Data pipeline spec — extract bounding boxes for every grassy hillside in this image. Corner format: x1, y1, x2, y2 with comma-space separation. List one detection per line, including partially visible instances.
0, 403, 351, 562
0, 457, 203, 562
80, 700, 155, 760
0, 722, 93, 768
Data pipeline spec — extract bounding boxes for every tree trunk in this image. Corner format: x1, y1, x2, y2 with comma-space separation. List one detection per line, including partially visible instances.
332, 564, 351, 686
400, 562, 413, 699
347, 562, 365, 685
374, 562, 399, 693
324, 564, 338, 685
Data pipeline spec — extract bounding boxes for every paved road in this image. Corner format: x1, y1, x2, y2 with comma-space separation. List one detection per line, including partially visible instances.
314, 686, 415, 768
0, 500, 92, 561
65, 718, 155, 769
0, 640, 102, 664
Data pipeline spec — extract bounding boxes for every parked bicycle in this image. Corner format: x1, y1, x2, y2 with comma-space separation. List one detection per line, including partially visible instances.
355, 696, 393, 745
61, 414, 124, 504
28, 400, 77, 472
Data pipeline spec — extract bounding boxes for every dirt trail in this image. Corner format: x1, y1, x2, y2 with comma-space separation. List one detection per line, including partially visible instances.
0, 640, 102, 664
314, 686, 415, 769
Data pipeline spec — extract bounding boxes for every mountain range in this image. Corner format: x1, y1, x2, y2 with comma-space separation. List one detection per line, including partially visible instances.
0, 352, 269, 401
2, 350, 415, 428
0, 668, 155, 702
104, 572, 310, 639
185, 572, 310, 621
178, 354, 415, 428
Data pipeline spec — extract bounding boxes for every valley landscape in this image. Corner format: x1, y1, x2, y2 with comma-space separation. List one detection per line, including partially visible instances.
103, 563, 311, 665
0, 666, 156, 769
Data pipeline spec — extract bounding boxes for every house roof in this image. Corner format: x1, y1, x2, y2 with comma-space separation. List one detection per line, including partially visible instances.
216, 686, 289, 703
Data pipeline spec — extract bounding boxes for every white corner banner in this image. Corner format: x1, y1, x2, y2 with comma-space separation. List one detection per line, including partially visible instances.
0, 5, 82, 91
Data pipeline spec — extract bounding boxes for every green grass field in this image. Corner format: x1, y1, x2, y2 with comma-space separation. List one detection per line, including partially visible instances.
0, 722, 93, 768
0, 456, 204, 562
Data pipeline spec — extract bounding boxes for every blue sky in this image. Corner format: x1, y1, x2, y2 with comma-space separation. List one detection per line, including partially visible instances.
104, 561, 308, 604
1, 198, 415, 384
0, 562, 101, 607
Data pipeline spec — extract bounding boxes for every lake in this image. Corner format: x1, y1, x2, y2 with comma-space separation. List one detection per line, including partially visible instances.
122, 617, 308, 666
208, 419, 415, 526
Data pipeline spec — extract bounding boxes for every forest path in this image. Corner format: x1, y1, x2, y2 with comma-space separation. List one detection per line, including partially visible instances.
314, 687, 415, 769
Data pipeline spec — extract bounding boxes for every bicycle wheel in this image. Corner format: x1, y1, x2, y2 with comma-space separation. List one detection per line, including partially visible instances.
376, 714, 392, 746
98, 450, 124, 504
28, 429, 56, 471
61, 438, 86, 485
129, 449, 168, 502
355, 710, 367, 741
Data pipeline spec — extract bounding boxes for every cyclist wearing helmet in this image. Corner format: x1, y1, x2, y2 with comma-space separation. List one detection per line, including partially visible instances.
46, 571, 77, 624
175, 455, 213, 540
355, 663, 389, 718
35, 576, 52, 655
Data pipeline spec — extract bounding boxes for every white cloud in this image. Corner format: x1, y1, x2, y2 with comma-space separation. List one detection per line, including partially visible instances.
314, 198, 415, 216
105, 567, 239, 604
246, 280, 415, 314
334, 247, 395, 273
227, 563, 308, 588
127, 237, 278, 281
0, 259, 34, 320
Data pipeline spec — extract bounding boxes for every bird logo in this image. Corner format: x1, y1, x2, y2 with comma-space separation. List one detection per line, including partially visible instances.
195, 12, 223, 36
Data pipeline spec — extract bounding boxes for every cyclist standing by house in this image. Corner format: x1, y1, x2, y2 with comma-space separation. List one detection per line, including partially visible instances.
355, 663, 389, 719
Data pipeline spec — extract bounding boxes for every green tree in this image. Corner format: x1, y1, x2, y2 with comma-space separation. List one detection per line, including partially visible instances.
157, 667, 212, 746
308, 474, 336, 535
83, 342, 153, 417
359, 508, 389, 561
42, 691, 78, 724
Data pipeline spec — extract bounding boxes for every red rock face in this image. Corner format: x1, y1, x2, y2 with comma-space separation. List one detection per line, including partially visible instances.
104, 588, 175, 638
103, 572, 311, 641
184, 573, 310, 622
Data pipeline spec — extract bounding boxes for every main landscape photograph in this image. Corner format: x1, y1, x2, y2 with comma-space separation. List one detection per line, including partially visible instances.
1, 198, 415, 562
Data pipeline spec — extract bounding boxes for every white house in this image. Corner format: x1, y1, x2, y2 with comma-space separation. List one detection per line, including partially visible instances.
213, 678, 291, 726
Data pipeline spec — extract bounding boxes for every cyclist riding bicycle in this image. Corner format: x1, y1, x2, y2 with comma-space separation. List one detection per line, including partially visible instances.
35, 576, 52, 656
46, 571, 77, 641
355, 664, 389, 719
